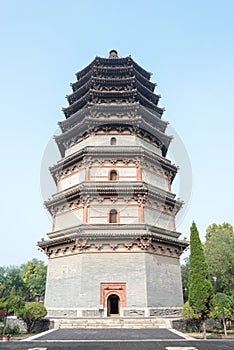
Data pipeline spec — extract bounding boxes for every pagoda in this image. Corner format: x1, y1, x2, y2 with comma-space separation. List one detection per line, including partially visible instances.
38, 50, 188, 318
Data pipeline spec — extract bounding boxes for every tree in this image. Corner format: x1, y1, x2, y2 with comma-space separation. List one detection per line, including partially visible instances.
0, 260, 47, 301
181, 258, 189, 302
0, 285, 5, 298
1, 266, 25, 297
22, 259, 47, 300
188, 221, 213, 338
182, 301, 201, 332
0, 266, 6, 287
204, 223, 234, 294
0, 295, 25, 335
205, 222, 233, 240
211, 293, 234, 337
18, 302, 47, 333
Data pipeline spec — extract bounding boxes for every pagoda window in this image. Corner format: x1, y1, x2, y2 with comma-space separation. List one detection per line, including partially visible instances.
109, 209, 117, 223
110, 137, 117, 145
109, 170, 118, 181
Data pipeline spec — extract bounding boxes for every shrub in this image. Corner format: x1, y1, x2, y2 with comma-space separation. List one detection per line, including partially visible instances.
182, 301, 202, 332
17, 302, 47, 333
0, 295, 25, 335
4, 325, 20, 335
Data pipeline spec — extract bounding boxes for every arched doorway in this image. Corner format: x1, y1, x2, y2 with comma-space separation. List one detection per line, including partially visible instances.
101, 283, 126, 317
107, 294, 120, 316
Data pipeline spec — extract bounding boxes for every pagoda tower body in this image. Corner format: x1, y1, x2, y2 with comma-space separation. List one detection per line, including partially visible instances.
39, 50, 188, 318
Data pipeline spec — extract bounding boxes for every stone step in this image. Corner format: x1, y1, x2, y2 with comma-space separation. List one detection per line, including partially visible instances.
50, 317, 171, 329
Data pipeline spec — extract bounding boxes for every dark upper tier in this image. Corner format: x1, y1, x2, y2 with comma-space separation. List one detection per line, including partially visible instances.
62, 51, 163, 118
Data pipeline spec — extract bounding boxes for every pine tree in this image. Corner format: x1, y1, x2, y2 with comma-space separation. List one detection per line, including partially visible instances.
188, 221, 213, 338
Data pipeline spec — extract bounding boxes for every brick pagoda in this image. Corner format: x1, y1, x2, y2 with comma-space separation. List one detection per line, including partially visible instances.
38, 50, 188, 318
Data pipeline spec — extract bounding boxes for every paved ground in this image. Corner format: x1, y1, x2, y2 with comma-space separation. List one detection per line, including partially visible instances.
1, 340, 234, 350
36, 328, 184, 340
0, 328, 233, 350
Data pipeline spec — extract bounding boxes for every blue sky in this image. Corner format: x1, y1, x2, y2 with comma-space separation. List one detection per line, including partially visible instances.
0, 0, 233, 266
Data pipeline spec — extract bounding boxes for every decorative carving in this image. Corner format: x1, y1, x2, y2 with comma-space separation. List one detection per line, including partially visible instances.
137, 237, 152, 249
70, 245, 76, 252
125, 242, 133, 250
96, 196, 105, 203
109, 196, 118, 203
134, 194, 147, 206
80, 195, 91, 207
55, 171, 62, 181
55, 248, 61, 256
49, 207, 59, 216
63, 247, 69, 254
109, 159, 117, 165
76, 238, 90, 250
123, 197, 132, 203
41, 234, 186, 259
59, 123, 166, 152
122, 159, 131, 165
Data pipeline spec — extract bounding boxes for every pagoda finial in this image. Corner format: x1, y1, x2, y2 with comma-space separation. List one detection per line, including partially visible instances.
109, 49, 118, 58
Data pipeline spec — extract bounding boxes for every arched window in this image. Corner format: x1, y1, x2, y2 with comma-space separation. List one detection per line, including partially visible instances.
109, 209, 117, 223
110, 137, 117, 145
109, 170, 117, 180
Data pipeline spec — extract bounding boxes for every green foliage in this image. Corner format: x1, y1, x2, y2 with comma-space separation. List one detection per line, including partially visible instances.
5, 266, 26, 296
204, 223, 234, 294
18, 302, 47, 333
188, 222, 213, 321
0, 266, 6, 285
182, 301, 201, 319
205, 222, 233, 240
211, 293, 233, 321
0, 260, 47, 300
182, 301, 202, 332
0, 265, 25, 297
22, 259, 47, 299
0, 295, 25, 335
0, 295, 25, 316
0, 285, 5, 298
181, 258, 189, 302
0, 324, 20, 336
4, 325, 20, 335
211, 293, 234, 336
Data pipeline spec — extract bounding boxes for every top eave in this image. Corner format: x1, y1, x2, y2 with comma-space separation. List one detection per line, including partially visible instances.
75, 57, 98, 79
74, 55, 152, 81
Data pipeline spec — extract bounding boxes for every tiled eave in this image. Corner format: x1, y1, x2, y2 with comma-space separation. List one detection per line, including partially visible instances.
63, 88, 164, 118
55, 117, 172, 157
63, 89, 138, 117
44, 181, 182, 215
49, 146, 178, 184
59, 103, 167, 133
38, 223, 188, 250
67, 76, 159, 105
72, 68, 155, 93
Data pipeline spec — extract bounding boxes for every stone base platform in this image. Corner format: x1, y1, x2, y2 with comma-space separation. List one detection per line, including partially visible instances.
49, 317, 173, 329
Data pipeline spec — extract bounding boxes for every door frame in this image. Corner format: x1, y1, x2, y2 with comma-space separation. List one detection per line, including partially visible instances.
100, 282, 126, 317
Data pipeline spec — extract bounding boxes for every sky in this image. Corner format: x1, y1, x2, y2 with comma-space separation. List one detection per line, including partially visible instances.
0, 0, 233, 266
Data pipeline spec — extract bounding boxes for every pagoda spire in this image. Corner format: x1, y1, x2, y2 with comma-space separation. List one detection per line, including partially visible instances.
109, 49, 118, 58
